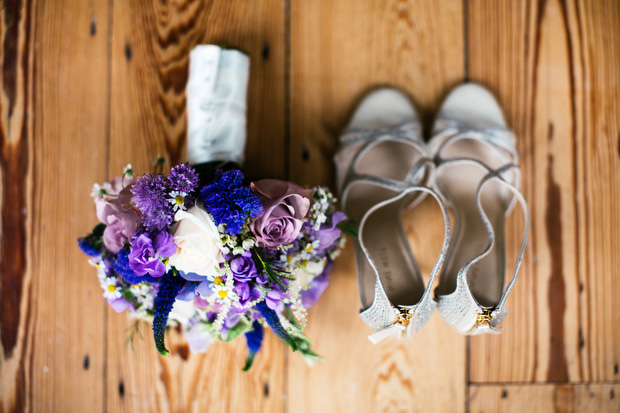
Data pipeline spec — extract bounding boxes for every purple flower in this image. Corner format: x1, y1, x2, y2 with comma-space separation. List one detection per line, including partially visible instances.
128, 232, 177, 277
108, 297, 135, 313
96, 191, 141, 253
265, 289, 284, 313
185, 322, 213, 353
234, 282, 261, 307
131, 174, 174, 231
228, 252, 259, 282
301, 260, 333, 307
314, 211, 346, 253
168, 163, 199, 193
250, 180, 312, 248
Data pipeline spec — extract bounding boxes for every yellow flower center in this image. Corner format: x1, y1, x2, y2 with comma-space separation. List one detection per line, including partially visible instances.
306, 244, 314, 252
214, 276, 224, 285
175, 195, 185, 206
163, 258, 169, 265
218, 290, 228, 298
107, 285, 117, 293
301, 260, 308, 266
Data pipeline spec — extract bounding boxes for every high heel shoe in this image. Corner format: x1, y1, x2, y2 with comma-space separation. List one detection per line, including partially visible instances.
335, 88, 450, 342
429, 83, 529, 335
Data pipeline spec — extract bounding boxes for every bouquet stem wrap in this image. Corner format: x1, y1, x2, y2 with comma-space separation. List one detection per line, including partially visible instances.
186, 45, 249, 165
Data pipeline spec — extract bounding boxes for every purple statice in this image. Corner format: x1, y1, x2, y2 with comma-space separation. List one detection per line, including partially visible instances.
199, 169, 263, 236
168, 163, 199, 193
78, 238, 100, 257
131, 174, 174, 231
128, 232, 177, 277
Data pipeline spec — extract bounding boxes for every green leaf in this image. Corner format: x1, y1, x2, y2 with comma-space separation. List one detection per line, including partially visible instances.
337, 219, 359, 238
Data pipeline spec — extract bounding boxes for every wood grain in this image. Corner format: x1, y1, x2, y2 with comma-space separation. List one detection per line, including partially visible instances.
1, 0, 113, 411
469, 384, 620, 412
0, 0, 35, 411
287, 1, 467, 411
1, 1, 619, 411
106, 1, 286, 412
467, 0, 620, 383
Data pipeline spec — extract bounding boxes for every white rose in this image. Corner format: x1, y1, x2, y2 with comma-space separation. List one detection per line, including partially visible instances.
168, 206, 224, 276
168, 300, 197, 326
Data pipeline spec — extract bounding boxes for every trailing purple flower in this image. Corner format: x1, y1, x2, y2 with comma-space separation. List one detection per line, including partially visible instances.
152, 274, 185, 356
199, 169, 263, 235
256, 300, 297, 351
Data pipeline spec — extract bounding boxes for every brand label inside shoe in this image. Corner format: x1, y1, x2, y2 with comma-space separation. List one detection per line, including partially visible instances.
378, 246, 394, 292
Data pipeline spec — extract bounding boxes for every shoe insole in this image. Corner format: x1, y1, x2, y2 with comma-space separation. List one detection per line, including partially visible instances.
345, 140, 425, 309
436, 140, 513, 307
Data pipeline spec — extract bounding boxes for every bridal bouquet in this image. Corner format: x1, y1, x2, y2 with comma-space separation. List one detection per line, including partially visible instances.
78, 45, 347, 369
79, 160, 345, 369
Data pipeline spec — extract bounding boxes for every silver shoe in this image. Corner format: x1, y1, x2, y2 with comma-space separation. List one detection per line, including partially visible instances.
335, 88, 451, 343
429, 83, 529, 335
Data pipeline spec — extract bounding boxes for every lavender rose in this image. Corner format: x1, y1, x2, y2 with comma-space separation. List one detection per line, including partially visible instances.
250, 180, 312, 248
96, 178, 140, 253
128, 232, 177, 277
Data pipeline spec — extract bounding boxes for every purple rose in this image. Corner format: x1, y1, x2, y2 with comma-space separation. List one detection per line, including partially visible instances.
314, 211, 346, 253
250, 180, 313, 248
128, 232, 177, 277
96, 179, 140, 253
228, 252, 259, 282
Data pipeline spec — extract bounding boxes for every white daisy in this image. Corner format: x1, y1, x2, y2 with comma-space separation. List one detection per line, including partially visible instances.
102, 277, 122, 300
168, 190, 188, 211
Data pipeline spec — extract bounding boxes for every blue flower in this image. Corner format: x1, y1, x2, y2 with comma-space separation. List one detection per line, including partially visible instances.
242, 321, 264, 371
256, 300, 297, 351
78, 238, 100, 257
152, 274, 186, 356
199, 169, 263, 236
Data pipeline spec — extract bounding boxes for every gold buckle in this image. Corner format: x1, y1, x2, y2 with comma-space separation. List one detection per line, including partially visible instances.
396, 307, 413, 327
475, 309, 493, 328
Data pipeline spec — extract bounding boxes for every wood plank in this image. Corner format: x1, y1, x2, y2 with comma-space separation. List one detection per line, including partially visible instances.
469, 384, 620, 412
0, 1, 36, 411
468, 0, 620, 383
106, 1, 286, 411
2, 0, 112, 411
288, 1, 467, 411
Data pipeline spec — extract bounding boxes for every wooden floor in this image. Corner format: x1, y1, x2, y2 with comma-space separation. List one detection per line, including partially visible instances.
1, 0, 619, 412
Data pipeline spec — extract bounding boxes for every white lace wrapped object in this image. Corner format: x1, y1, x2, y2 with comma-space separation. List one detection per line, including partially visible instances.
186, 45, 249, 165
